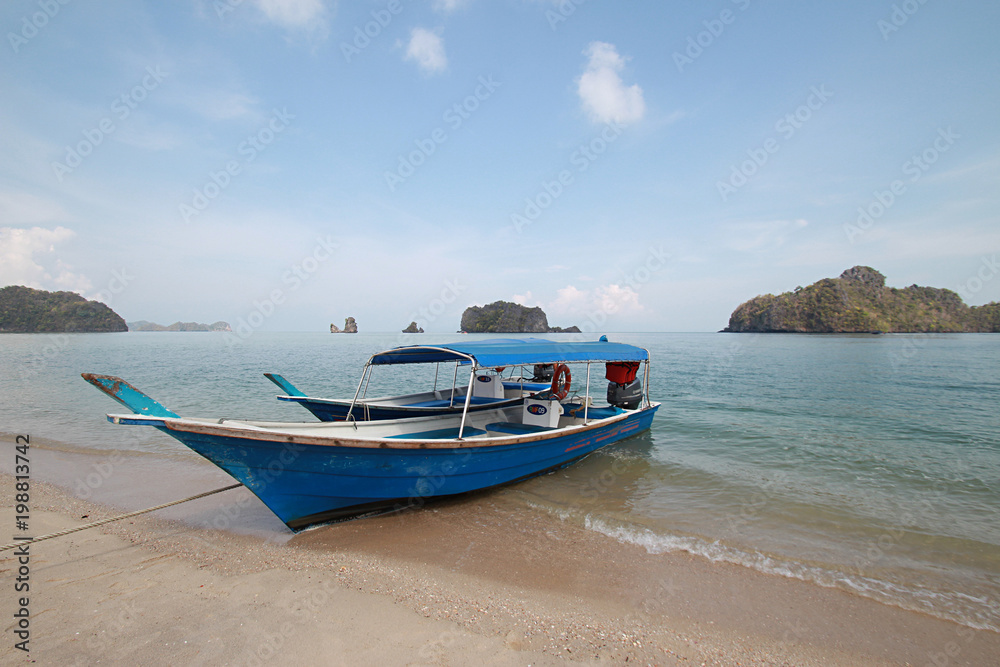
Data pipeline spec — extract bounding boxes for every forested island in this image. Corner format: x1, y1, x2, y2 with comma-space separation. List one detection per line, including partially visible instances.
724, 266, 1000, 333
0, 285, 127, 333
460, 301, 580, 333
128, 320, 231, 332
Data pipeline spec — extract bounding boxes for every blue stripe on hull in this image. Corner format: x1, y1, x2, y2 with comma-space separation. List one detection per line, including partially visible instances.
162, 406, 658, 529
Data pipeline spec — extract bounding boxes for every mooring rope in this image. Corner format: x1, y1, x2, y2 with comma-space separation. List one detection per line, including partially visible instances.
0, 482, 244, 553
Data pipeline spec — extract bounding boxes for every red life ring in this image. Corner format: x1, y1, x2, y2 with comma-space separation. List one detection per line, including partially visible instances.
550, 364, 571, 400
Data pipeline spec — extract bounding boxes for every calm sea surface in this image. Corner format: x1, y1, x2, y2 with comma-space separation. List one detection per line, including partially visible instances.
2, 331, 998, 631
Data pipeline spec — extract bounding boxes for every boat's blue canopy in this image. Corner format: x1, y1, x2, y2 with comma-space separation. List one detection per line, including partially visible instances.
368, 338, 649, 367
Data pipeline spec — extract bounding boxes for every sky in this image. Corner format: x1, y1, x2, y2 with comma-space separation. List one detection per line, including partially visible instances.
1, 0, 999, 333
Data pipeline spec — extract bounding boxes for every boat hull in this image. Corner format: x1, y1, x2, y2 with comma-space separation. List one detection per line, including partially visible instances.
150, 405, 659, 530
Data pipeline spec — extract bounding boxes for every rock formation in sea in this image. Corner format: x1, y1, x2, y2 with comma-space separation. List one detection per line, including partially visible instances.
331, 317, 358, 333
402, 321, 424, 333
460, 301, 580, 333
723, 266, 1000, 333
0, 285, 127, 333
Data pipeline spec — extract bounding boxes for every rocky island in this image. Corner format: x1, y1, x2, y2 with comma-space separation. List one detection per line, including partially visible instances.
724, 266, 1000, 333
460, 301, 580, 334
0, 285, 127, 333
402, 321, 424, 333
330, 317, 358, 333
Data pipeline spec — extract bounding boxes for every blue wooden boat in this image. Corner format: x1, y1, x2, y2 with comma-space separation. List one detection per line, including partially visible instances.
82, 338, 658, 531
263, 371, 551, 421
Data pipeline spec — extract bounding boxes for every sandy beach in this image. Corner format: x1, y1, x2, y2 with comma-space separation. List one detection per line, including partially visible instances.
2, 440, 999, 666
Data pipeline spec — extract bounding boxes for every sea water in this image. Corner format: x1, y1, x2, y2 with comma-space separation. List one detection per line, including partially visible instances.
1, 331, 998, 631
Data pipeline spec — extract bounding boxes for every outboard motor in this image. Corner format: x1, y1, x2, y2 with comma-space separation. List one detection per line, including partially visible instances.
532, 363, 554, 382
607, 378, 643, 410
605, 362, 642, 410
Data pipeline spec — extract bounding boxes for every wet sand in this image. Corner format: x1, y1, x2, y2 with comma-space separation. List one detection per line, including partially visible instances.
2, 439, 998, 665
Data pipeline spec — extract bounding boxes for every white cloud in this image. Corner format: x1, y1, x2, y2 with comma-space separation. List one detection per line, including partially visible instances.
548, 283, 643, 320
550, 285, 589, 314
0, 226, 92, 293
254, 0, 326, 29
512, 291, 537, 306
405, 28, 448, 74
433, 0, 468, 11
577, 42, 645, 125
594, 284, 642, 314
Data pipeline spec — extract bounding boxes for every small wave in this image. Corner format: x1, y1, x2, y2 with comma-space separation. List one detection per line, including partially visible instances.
523, 499, 574, 522
583, 515, 1000, 633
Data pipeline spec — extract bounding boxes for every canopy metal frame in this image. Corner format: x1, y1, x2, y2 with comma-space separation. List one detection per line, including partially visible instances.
346, 340, 652, 440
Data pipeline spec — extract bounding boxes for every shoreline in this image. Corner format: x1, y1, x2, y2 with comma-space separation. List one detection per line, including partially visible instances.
2, 440, 999, 664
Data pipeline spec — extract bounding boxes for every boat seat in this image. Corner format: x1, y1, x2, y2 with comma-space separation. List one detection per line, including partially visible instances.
403, 396, 507, 408
501, 381, 551, 392
387, 426, 487, 440
484, 422, 555, 435
561, 405, 623, 419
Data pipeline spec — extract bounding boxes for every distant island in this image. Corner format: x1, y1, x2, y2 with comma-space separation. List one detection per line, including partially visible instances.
402, 321, 424, 333
460, 300, 580, 334
0, 285, 127, 333
330, 317, 358, 333
128, 320, 231, 332
724, 266, 1000, 333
